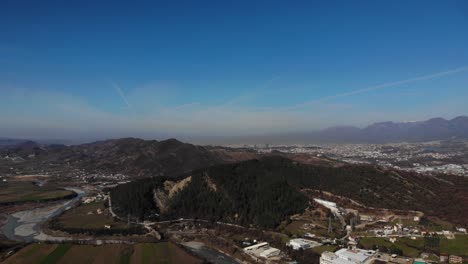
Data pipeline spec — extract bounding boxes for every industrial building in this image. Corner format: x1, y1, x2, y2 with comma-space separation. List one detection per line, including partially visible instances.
243, 242, 281, 260
320, 248, 375, 264
287, 238, 321, 250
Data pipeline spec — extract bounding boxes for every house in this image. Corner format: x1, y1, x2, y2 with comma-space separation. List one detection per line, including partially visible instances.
449, 255, 462, 264
104, 225, 111, 229
456, 227, 466, 233
439, 253, 449, 263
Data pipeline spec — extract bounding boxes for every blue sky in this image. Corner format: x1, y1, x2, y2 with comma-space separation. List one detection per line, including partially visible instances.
1, 0, 468, 141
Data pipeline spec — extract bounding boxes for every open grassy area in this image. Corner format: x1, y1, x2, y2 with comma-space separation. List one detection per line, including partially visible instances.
439, 235, 468, 256
40, 244, 72, 264
132, 243, 201, 264
3, 242, 201, 264
312, 245, 338, 254
359, 237, 422, 257
54, 201, 128, 230
2, 243, 58, 264
285, 219, 343, 239
359, 235, 468, 258
0, 181, 75, 204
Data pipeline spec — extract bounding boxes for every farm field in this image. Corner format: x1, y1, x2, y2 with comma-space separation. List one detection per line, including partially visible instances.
0, 181, 75, 204
131, 243, 202, 264
311, 245, 338, 254
2, 242, 202, 264
284, 219, 343, 238
53, 201, 128, 230
359, 235, 468, 258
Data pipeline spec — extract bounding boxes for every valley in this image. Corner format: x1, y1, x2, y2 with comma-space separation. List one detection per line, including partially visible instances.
0, 138, 467, 263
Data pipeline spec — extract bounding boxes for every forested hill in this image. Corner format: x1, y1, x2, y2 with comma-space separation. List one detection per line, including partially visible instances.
0, 138, 226, 177
110, 156, 468, 227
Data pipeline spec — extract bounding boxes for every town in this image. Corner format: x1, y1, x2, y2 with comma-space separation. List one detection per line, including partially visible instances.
237, 140, 468, 177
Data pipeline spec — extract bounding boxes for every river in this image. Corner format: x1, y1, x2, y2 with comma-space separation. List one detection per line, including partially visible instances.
182, 241, 240, 264
2, 187, 85, 242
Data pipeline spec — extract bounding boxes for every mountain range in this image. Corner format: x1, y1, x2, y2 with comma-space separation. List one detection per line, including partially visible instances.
0, 138, 226, 178
223, 116, 468, 144
2, 116, 468, 145
2, 134, 468, 226
327, 116, 468, 143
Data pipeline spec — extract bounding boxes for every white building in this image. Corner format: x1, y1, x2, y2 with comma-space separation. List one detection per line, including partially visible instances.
243, 242, 281, 260
320, 248, 375, 264
243, 242, 268, 251
287, 238, 321, 250
259, 247, 280, 258
314, 198, 338, 212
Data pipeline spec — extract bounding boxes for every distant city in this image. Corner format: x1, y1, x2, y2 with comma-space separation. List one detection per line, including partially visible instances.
227, 140, 468, 177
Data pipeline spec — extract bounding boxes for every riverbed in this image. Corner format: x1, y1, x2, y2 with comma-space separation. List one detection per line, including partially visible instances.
2, 187, 85, 242
182, 241, 240, 264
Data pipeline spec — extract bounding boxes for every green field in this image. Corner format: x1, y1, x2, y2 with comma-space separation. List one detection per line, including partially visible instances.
439, 235, 468, 256
132, 243, 201, 264
54, 201, 128, 230
39, 244, 72, 264
359, 237, 421, 257
359, 235, 468, 258
3, 243, 201, 264
0, 181, 75, 204
312, 245, 338, 254
284, 219, 344, 239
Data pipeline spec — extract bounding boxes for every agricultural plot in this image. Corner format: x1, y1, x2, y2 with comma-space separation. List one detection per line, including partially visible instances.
359, 235, 468, 258
2, 243, 59, 264
0, 181, 75, 204
131, 243, 201, 264
54, 201, 128, 230
2, 243, 201, 264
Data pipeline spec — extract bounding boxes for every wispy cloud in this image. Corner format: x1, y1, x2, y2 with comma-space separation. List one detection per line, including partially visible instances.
112, 82, 131, 108
290, 66, 468, 110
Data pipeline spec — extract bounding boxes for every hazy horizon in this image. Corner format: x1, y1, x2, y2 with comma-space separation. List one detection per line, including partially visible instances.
2, 1, 468, 140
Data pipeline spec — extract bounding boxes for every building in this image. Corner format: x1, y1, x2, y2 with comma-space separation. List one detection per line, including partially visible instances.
321, 251, 342, 264
243, 242, 268, 251
360, 215, 375, 222
260, 247, 281, 258
320, 248, 375, 264
413, 259, 426, 264
243, 242, 281, 260
449, 255, 462, 264
287, 238, 321, 250
456, 227, 466, 233
314, 198, 339, 212
439, 253, 449, 263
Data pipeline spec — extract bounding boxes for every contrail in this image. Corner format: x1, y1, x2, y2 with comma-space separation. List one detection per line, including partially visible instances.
112, 82, 131, 108
291, 66, 468, 109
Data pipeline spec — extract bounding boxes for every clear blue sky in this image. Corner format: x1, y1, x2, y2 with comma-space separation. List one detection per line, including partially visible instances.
1, 0, 468, 140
